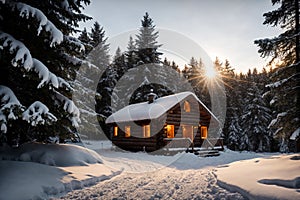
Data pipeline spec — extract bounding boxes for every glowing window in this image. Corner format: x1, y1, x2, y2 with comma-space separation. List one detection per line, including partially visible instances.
184, 101, 191, 112
166, 125, 175, 138
125, 126, 131, 137
143, 125, 151, 138
201, 126, 208, 139
113, 126, 118, 136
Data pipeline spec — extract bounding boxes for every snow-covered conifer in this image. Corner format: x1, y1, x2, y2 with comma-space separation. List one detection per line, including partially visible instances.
255, 0, 300, 152
0, 0, 91, 145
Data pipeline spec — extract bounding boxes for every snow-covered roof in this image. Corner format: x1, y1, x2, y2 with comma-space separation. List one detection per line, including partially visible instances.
106, 91, 218, 124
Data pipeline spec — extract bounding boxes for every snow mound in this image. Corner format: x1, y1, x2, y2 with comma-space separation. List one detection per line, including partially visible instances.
215, 154, 300, 200
0, 160, 120, 200
0, 142, 103, 167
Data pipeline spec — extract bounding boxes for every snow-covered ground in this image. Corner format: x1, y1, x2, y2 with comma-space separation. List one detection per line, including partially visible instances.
1, 140, 299, 200
0, 142, 120, 200
216, 154, 300, 200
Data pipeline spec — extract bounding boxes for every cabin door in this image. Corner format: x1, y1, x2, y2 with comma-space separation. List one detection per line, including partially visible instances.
182, 125, 194, 142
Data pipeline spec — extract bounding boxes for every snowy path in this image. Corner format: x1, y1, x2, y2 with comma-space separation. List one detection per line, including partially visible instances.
56, 167, 244, 200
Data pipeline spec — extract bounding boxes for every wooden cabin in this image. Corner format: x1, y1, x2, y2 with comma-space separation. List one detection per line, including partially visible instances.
105, 91, 222, 152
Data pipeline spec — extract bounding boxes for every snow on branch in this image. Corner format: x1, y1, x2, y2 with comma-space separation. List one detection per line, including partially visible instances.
63, 53, 98, 70
61, 0, 70, 11
266, 72, 300, 88
11, 2, 63, 47
33, 59, 59, 88
0, 33, 71, 90
0, 85, 23, 133
57, 77, 72, 91
266, 78, 288, 88
290, 127, 300, 140
0, 85, 21, 109
268, 112, 287, 129
0, 32, 33, 70
64, 36, 85, 52
54, 91, 80, 127
63, 53, 83, 66
22, 101, 57, 126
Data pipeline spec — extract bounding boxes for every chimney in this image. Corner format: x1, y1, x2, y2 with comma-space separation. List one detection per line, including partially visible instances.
147, 89, 157, 104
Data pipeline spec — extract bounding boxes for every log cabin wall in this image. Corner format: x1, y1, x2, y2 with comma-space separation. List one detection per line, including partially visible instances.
111, 120, 165, 152
164, 96, 211, 147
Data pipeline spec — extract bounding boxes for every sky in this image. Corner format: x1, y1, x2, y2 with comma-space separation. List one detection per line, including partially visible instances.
80, 0, 281, 73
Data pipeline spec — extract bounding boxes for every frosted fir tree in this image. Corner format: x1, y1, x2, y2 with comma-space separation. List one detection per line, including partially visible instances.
88, 22, 110, 69
78, 28, 93, 56
75, 23, 112, 140
214, 58, 236, 143
240, 84, 272, 152
254, 0, 300, 152
0, 0, 91, 145
125, 36, 138, 69
227, 114, 242, 151
110, 12, 166, 107
226, 75, 245, 151
135, 12, 162, 64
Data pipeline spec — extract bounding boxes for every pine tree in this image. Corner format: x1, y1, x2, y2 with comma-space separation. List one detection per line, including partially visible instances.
78, 28, 90, 45
216, 58, 236, 144
126, 35, 137, 69
135, 12, 162, 64
90, 22, 104, 47
227, 111, 242, 151
240, 84, 272, 152
112, 12, 167, 106
78, 28, 92, 56
0, 0, 91, 145
254, 0, 300, 152
88, 21, 110, 69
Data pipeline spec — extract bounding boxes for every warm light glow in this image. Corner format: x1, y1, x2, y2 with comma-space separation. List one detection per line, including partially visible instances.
114, 126, 118, 136
166, 125, 174, 138
201, 126, 208, 139
143, 125, 150, 138
125, 126, 130, 137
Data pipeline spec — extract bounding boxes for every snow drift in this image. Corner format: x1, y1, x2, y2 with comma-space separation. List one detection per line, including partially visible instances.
215, 154, 300, 200
0, 142, 103, 166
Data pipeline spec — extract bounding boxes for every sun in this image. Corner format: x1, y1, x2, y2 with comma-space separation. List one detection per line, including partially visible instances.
204, 66, 217, 79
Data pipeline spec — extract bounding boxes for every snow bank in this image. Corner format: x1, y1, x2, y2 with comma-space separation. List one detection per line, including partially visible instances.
0, 161, 120, 200
0, 142, 102, 167
0, 143, 121, 200
215, 154, 300, 200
